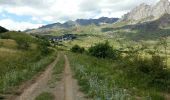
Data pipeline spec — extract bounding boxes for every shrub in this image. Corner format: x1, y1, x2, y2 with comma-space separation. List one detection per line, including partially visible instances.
38, 40, 52, 55
123, 50, 170, 91
16, 38, 30, 50
71, 45, 85, 53
88, 41, 117, 59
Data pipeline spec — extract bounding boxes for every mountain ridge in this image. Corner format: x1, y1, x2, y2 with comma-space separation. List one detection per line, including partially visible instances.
39, 17, 119, 29
121, 0, 170, 23
26, 17, 119, 33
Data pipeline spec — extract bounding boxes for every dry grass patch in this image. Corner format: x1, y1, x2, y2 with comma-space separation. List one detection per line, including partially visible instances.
0, 39, 17, 49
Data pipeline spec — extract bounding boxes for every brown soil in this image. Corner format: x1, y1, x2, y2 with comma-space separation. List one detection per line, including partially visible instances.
53, 55, 87, 100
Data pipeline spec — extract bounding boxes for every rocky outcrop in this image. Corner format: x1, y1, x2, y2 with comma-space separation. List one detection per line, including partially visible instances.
152, 0, 170, 19
121, 0, 170, 22
122, 3, 152, 21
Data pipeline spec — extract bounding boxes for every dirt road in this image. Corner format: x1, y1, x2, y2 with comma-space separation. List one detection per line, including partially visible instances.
64, 55, 75, 100
8, 54, 87, 100
63, 55, 87, 100
13, 54, 60, 100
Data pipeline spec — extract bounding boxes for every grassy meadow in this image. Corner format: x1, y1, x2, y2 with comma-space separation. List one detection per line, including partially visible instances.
0, 31, 56, 97
56, 22, 170, 99
68, 51, 170, 100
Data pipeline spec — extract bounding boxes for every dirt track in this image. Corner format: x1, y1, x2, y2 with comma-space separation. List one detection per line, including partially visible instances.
64, 55, 75, 100
14, 54, 59, 100
8, 53, 87, 100
56, 55, 87, 100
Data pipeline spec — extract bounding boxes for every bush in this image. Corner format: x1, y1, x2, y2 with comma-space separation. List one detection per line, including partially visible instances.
123, 50, 170, 91
71, 45, 85, 53
88, 41, 118, 59
16, 38, 30, 50
38, 40, 52, 55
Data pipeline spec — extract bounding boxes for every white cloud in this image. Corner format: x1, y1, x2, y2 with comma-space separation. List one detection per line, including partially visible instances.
0, 19, 43, 31
0, 0, 165, 30
0, 0, 162, 20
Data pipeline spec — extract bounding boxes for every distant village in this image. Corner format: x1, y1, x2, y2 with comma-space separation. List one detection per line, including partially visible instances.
48, 34, 76, 42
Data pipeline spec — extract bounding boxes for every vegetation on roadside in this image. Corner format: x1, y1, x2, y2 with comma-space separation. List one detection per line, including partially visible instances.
71, 45, 85, 53
68, 39, 170, 99
0, 31, 56, 95
88, 41, 119, 59
68, 52, 131, 99
35, 92, 54, 100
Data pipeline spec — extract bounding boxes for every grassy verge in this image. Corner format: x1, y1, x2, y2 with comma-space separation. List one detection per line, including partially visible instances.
35, 92, 54, 100
0, 51, 57, 94
67, 52, 169, 100
67, 52, 131, 100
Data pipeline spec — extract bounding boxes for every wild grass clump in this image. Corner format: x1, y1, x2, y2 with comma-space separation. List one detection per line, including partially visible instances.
0, 52, 56, 93
75, 65, 130, 100
70, 45, 85, 53
68, 53, 131, 100
121, 51, 170, 92
35, 92, 54, 100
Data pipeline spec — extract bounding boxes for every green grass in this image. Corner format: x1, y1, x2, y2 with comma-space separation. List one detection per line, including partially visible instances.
0, 52, 57, 93
35, 92, 54, 100
67, 52, 131, 99
0, 31, 37, 43
67, 52, 169, 100
0, 39, 17, 49
0, 31, 56, 95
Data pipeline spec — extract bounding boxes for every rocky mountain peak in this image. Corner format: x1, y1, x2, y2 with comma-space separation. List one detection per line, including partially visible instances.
152, 0, 170, 19
139, 3, 150, 7
155, 0, 170, 8
121, 0, 170, 22
159, 0, 169, 3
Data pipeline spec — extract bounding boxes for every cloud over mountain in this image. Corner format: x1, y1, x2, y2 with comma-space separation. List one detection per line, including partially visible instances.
0, 0, 161, 30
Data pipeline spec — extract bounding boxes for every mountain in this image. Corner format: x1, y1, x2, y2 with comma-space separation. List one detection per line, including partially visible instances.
0, 26, 8, 33
120, 14, 170, 31
26, 17, 119, 34
121, 0, 170, 22
75, 17, 119, 26
39, 17, 119, 29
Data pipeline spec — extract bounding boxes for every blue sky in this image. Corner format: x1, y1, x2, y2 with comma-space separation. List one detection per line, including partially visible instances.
0, 0, 161, 30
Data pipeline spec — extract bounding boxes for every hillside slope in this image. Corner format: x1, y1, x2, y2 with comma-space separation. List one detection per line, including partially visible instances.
0, 31, 56, 99
0, 26, 8, 33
